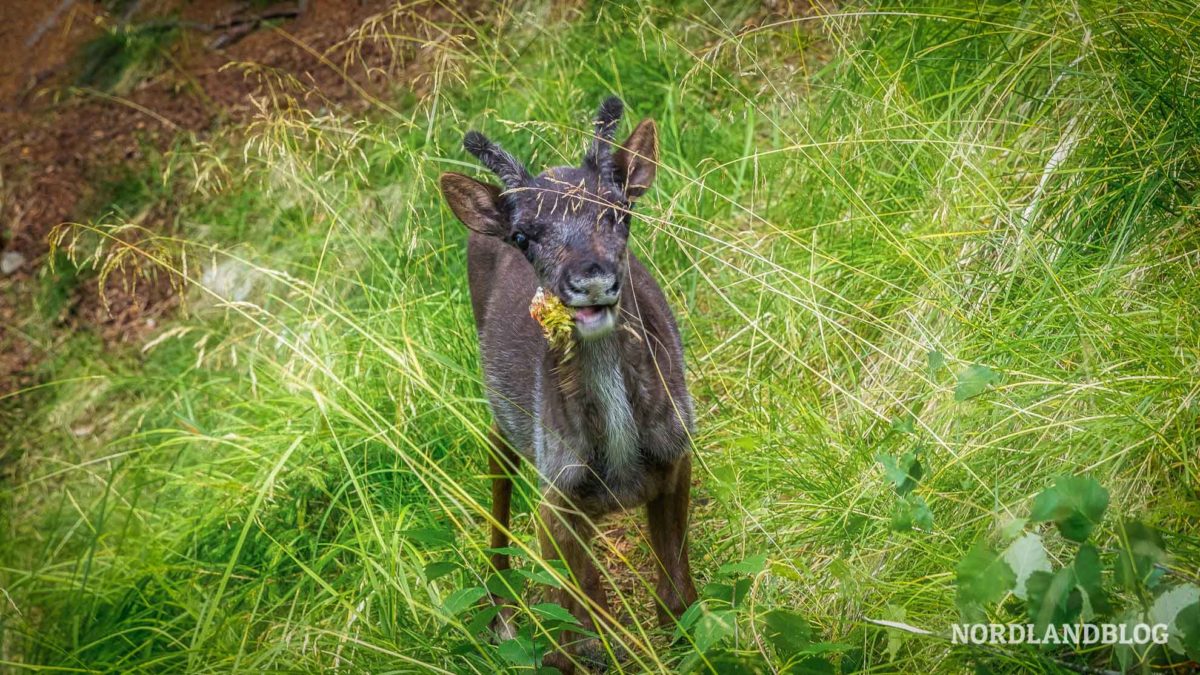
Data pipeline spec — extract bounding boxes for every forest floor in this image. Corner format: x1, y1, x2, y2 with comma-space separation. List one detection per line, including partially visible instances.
0, 0, 474, 393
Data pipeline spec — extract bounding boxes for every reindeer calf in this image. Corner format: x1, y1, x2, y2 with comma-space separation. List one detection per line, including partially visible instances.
440, 97, 698, 672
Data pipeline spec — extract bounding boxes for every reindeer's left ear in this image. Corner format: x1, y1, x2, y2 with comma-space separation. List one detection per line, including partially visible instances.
439, 172, 507, 237
614, 118, 658, 202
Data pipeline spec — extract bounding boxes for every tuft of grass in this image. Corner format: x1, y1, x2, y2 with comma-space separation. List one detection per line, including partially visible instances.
76, 23, 178, 94
3, 1, 1199, 673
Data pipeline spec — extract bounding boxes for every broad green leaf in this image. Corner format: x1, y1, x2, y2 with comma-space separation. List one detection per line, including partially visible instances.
891, 494, 933, 532
1073, 544, 1111, 618
892, 414, 916, 434
956, 541, 1016, 618
424, 560, 459, 582
443, 586, 488, 616
497, 635, 539, 666
1002, 532, 1052, 601
927, 350, 946, 374
1029, 476, 1109, 542
718, 553, 768, 576
762, 608, 814, 658
530, 602, 580, 627
466, 604, 502, 634
702, 577, 752, 608
400, 527, 454, 547
1112, 610, 1156, 672
515, 559, 569, 589
771, 560, 804, 581
1114, 520, 1167, 592
877, 451, 923, 496
1149, 584, 1200, 655
710, 464, 738, 501
1026, 567, 1082, 633
485, 546, 532, 559
691, 649, 771, 674
782, 656, 836, 674
795, 642, 852, 656
1176, 602, 1200, 662
954, 364, 998, 401
999, 517, 1028, 541
486, 568, 525, 603
673, 600, 706, 641
691, 609, 737, 653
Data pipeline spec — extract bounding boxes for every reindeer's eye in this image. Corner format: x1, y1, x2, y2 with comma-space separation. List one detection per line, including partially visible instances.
512, 232, 529, 251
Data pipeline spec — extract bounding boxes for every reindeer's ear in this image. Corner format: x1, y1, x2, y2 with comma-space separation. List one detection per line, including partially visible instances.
440, 172, 507, 237
614, 118, 658, 202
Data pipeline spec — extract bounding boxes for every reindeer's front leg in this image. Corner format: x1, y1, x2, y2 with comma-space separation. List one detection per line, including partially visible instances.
486, 425, 520, 641
537, 492, 609, 673
646, 453, 698, 625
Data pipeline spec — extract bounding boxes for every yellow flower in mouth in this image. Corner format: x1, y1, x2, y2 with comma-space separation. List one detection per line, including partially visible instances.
529, 287, 576, 358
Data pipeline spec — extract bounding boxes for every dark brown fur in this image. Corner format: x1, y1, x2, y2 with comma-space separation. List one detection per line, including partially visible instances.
442, 98, 698, 672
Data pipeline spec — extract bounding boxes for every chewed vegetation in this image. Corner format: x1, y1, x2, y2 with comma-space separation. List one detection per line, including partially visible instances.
3, 1, 1199, 673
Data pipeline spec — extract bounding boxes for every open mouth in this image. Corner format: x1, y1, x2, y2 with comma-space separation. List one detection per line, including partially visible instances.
571, 304, 617, 338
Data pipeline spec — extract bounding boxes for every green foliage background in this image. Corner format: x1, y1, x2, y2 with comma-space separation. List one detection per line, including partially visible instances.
3, 1, 1198, 672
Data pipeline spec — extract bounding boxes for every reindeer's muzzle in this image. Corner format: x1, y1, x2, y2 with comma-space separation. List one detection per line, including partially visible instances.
563, 264, 620, 340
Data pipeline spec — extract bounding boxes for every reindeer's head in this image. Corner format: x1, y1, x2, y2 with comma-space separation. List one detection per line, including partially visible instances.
440, 97, 658, 340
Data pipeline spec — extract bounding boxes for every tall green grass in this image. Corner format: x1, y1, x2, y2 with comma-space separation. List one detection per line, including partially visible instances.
3, 1, 1198, 672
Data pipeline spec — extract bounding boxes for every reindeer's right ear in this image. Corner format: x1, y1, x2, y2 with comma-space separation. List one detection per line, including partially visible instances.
614, 118, 658, 202
439, 172, 507, 237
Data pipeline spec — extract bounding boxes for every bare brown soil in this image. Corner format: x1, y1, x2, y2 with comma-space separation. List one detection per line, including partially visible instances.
0, 0, 480, 394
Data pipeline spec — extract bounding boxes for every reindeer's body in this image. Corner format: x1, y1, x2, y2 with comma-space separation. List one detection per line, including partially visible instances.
468, 232, 693, 514
441, 97, 698, 672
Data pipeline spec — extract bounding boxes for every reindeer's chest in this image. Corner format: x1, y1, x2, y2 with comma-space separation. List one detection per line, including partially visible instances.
529, 349, 688, 515
577, 355, 639, 472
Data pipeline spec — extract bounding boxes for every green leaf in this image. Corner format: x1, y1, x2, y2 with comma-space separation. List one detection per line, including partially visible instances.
710, 464, 738, 501
690, 609, 737, 652
1114, 520, 1167, 592
1029, 476, 1109, 542
719, 553, 769, 576
927, 350, 946, 374
1002, 532, 1052, 601
891, 494, 933, 532
486, 568, 525, 603
1176, 601, 1200, 662
497, 635, 540, 666
485, 546, 532, 559
781, 655, 835, 675
999, 517, 1028, 541
877, 450, 923, 496
956, 541, 1016, 618
1026, 567, 1082, 633
466, 604, 503, 634
692, 650, 772, 674
530, 602, 580, 628
443, 586, 488, 616
891, 414, 916, 434
673, 600, 706, 642
400, 527, 454, 547
1149, 584, 1200, 656
424, 560, 459, 582
882, 605, 906, 662
1112, 610, 1153, 672
762, 608, 815, 658
954, 364, 998, 401
516, 559, 569, 589
1073, 544, 1111, 618
702, 577, 752, 608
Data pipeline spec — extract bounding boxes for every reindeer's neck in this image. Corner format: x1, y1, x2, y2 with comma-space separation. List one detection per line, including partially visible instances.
552, 329, 639, 472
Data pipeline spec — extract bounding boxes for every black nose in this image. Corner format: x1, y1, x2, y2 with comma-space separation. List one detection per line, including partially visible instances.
565, 263, 620, 304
